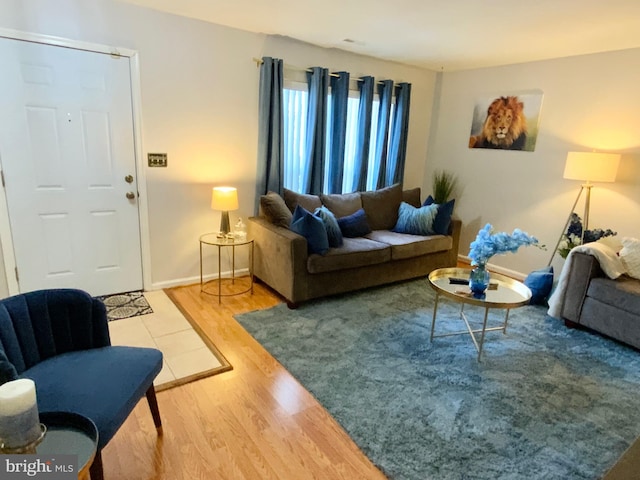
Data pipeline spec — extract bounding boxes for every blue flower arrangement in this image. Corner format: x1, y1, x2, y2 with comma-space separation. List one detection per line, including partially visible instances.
557, 213, 617, 259
469, 224, 540, 266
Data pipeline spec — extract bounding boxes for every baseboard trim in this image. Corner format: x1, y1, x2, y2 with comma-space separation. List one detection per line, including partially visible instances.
150, 268, 250, 291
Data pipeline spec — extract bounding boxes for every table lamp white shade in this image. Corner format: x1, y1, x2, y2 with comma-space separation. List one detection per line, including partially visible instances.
563, 151, 620, 183
211, 186, 239, 234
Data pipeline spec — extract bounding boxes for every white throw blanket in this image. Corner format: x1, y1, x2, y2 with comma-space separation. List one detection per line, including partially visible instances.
547, 242, 626, 319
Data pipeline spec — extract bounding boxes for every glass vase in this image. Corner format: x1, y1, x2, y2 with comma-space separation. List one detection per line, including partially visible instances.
469, 264, 490, 298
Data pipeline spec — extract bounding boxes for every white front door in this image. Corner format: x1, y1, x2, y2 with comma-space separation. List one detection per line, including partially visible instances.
0, 38, 143, 296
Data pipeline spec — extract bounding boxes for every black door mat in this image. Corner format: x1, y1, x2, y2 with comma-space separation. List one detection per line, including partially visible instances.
96, 291, 153, 321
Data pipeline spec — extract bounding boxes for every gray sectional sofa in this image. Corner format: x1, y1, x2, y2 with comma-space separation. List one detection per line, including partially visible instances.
559, 251, 640, 350
248, 184, 461, 307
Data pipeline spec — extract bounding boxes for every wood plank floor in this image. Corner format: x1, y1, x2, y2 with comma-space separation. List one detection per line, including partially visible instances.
103, 280, 387, 480
101, 272, 637, 479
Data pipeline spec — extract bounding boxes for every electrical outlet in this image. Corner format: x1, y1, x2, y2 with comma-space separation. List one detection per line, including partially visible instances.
148, 153, 167, 167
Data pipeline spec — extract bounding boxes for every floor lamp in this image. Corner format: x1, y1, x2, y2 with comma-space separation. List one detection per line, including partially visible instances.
548, 151, 620, 265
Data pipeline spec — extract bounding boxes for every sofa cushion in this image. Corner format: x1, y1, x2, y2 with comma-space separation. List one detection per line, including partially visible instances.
283, 188, 322, 214
290, 205, 329, 255
360, 183, 403, 230
321, 192, 362, 218
337, 208, 372, 238
366, 230, 452, 260
307, 237, 390, 274
423, 195, 456, 235
260, 192, 292, 228
22, 346, 162, 449
402, 187, 421, 208
587, 276, 640, 316
314, 206, 343, 248
392, 202, 438, 235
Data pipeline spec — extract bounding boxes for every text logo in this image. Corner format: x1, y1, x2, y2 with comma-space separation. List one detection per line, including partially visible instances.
0, 455, 76, 479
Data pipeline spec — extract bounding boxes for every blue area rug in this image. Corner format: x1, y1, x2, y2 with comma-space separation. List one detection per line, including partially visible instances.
235, 278, 640, 480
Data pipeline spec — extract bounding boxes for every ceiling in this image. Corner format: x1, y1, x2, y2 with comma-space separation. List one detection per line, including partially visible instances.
118, 0, 640, 71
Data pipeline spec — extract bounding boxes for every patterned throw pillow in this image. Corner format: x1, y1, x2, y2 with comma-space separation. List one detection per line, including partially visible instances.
620, 237, 640, 280
392, 202, 438, 235
290, 205, 329, 255
314, 206, 343, 248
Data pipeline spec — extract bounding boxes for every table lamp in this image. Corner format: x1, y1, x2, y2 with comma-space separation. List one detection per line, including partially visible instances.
211, 186, 238, 235
548, 151, 620, 264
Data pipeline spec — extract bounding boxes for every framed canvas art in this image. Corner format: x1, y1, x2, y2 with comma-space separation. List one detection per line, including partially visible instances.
468, 90, 544, 152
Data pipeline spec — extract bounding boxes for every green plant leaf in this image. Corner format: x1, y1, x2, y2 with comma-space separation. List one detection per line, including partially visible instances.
432, 170, 458, 204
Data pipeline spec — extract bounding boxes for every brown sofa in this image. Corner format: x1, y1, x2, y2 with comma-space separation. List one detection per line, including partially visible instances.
559, 251, 640, 350
248, 185, 461, 307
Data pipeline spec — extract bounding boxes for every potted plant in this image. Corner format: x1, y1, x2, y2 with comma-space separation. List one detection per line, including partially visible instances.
432, 169, 458, 204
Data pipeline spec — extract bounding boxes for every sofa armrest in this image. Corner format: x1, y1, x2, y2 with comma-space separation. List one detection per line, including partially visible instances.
448, 219, 462, 266
248, 216, 309, 303
561, 252, 604, 323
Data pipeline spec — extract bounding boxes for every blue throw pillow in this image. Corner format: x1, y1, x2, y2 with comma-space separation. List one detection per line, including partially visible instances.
524, 266, 554, 305
314, 206, 343, 248
337, 208, 372, 238
290, 205, 329, 255
423, 195, 455, 235
392, 202, 438, 235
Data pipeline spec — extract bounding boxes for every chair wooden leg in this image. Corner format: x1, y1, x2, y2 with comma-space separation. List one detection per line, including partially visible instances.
89, 448, 104, 480
145, 385, 162, 430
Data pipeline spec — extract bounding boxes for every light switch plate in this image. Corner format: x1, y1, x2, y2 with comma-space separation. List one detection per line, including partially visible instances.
148, 153, 167, 167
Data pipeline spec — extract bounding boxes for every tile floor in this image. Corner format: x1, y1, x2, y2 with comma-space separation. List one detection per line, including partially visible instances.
108, 290, 223, 387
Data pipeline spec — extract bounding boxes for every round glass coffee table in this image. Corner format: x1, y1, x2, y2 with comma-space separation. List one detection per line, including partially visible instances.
428, 267, 532, 361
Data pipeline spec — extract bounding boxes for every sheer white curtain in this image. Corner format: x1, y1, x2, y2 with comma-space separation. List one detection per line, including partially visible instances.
283, 87, 308, 192
283, 83, 387, 194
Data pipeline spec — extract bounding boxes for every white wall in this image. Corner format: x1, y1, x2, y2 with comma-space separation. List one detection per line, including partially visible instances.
0, 0, 437, 293
8, 0, 632, 289
427, 49, 640, 277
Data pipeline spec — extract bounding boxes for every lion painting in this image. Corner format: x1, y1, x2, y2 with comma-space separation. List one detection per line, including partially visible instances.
469, 96, 528, 150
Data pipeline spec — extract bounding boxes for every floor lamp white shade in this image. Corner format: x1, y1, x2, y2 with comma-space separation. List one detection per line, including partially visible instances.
563, 151, 620, 183
563, 151, 620, 232
548, 151, 620, 265
211, 186, 238, 234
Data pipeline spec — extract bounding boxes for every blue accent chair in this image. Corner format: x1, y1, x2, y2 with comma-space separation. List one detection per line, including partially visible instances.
0, 289, 163, 480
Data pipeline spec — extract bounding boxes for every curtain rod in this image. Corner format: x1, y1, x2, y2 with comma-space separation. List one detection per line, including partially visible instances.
252, 57, 400, 85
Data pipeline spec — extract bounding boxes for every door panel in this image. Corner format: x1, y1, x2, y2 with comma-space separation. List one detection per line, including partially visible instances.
40, 213, 73, 276
0, 38, 143, 296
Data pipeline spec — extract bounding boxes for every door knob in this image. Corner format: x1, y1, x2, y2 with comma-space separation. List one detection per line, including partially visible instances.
126, 191, 136, 199
125, 175, 134, 183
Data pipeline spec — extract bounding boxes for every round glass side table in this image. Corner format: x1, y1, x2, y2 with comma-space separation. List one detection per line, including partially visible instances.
38, 411, 98, 480
199, 233, 254, 303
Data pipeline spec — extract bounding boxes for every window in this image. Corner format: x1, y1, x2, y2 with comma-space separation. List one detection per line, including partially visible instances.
283, 82, 390, 194
282, 86, 308, 192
